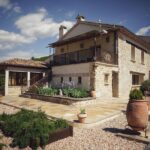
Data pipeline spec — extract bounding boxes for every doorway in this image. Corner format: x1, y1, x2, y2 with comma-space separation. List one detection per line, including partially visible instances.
112, 71, 119, 97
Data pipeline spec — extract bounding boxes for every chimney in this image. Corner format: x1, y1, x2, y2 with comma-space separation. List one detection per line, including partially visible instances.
59, 25, 67, 39
76, 15, 85, 23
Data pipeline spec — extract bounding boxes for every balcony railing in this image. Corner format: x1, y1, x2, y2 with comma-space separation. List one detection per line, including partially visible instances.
51, 46, 117, 66
52, 47, 99, 66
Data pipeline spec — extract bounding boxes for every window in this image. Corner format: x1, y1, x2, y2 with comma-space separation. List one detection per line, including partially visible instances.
9, 72, 27, 86
106, 36, 110, 43
69, 77, 72, 82
141, 51, 144, 64
131, 45, 135, 61
60, 48, 64, 53
61, 77, 63, 83
104, 74, 109, 85
78, 76, 82, 84
132, 75, 139, 85
80, 43, 84, 49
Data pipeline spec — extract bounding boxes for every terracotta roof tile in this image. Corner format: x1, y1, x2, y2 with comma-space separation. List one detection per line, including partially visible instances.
0, 58, 48, 69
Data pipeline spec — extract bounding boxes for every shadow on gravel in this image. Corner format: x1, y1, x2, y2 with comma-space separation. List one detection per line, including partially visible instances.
103, 128, 140, 135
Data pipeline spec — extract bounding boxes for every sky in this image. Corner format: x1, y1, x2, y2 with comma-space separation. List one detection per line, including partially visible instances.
0, 0, 150, 61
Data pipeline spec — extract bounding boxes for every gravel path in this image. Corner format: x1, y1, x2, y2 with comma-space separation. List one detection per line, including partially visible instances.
0, 103, 147, 150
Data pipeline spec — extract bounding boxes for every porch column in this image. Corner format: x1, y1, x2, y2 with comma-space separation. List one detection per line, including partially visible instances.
27, 72, 30, 88
5, 70, 9, 96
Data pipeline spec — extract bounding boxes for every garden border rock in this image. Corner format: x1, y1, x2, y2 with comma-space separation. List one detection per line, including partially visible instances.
20, 93, 94, 105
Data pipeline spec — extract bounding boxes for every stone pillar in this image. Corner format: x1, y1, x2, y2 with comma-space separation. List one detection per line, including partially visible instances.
27, 72, 30, 88
5, 70, 9, 96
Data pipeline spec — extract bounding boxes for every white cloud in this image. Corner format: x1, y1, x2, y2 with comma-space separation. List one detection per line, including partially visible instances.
0, 0, 21, 13
15, 8, 74, 39
0, 30, 35, 50
136, 26, 150, 35
0, 0, 12, 9
119, 19, 127, 25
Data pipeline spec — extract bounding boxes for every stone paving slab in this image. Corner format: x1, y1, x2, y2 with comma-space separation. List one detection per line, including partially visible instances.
0, 96, 127, 124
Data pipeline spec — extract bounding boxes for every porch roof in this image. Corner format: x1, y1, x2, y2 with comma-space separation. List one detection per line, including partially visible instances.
0, 58, 48, 69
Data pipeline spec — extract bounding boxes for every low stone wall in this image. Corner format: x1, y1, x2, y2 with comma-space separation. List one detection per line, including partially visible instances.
21, 93, 94, 105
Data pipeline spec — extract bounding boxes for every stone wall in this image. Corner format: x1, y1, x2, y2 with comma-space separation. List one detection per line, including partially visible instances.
118, 32, 150, 98
94, 62, 118, 98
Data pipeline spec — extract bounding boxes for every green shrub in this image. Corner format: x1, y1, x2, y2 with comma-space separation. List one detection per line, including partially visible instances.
129, 89, 143, 100
62, 88, 89, 98
80, 108, 86, 114
37, 87, 58, 96
0, 109, 69, 150
140, 80, 150, 95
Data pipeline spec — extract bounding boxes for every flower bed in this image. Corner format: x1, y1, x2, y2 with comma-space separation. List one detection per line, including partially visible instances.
0, 109, 73, 150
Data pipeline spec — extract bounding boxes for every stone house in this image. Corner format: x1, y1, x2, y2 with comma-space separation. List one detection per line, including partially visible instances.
49, 15, 150, 99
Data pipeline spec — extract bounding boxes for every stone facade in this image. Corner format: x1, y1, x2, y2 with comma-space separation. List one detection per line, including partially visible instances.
51, 21, 150, 99
118, 32, 150, 98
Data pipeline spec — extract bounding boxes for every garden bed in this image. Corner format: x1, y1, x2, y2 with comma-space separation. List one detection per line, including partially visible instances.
0, 109, 73, 149
21, 93, 94, 105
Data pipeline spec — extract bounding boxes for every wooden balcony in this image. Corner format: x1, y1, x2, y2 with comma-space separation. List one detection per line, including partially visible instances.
52, 46, 117, 66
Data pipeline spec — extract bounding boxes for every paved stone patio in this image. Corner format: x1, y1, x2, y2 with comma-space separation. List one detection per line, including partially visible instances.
0, 96, 127, 124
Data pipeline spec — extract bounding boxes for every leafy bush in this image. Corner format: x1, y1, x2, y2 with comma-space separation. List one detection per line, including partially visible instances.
80, 108, 86, 114
62, 88, 89, 98
28, 85, 39, 94
37, 87, 58, 96
0, 109, 69, 150
129, 89, 143, 100
140, 80, 150, 95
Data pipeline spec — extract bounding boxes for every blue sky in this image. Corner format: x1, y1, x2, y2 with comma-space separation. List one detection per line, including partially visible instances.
0, 0, 150, 60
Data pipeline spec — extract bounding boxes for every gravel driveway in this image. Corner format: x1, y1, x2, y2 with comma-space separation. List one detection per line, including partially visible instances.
0, 104, 147, 150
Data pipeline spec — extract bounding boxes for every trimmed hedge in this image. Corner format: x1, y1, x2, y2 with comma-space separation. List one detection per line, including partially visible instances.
129, 89, 143, 100
0, 109, 69, 150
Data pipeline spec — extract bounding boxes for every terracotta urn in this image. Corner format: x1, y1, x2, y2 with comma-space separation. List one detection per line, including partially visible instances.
126, 99, 148, 131
77, 113, 87, 123
91, 90, 96, 98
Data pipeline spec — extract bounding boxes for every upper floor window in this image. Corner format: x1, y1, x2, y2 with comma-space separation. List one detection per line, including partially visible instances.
132, 74, 144, 85
106, 36, 110, 43
80, 43, 84, 49
131, 45, 135, 61
60, 48, 64, 53
141, 51, 144, 64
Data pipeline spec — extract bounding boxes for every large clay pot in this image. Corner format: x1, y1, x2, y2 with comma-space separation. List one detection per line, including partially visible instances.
91, 91, 96, 98
126, 100, 148, 131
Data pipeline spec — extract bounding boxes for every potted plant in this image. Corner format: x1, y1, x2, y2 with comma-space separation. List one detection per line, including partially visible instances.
126, 89, 148, 132
91, 89, 96, 98
77, 108, 87, 123
140, 80, 150, 110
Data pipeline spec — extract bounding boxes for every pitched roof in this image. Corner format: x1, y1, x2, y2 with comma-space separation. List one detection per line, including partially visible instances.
0, 58, 48, 69
138, 36, 150, 45
51, 21, 150, 51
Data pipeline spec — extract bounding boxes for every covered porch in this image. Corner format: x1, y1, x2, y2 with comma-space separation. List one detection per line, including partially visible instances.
0, 58, 48, 96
